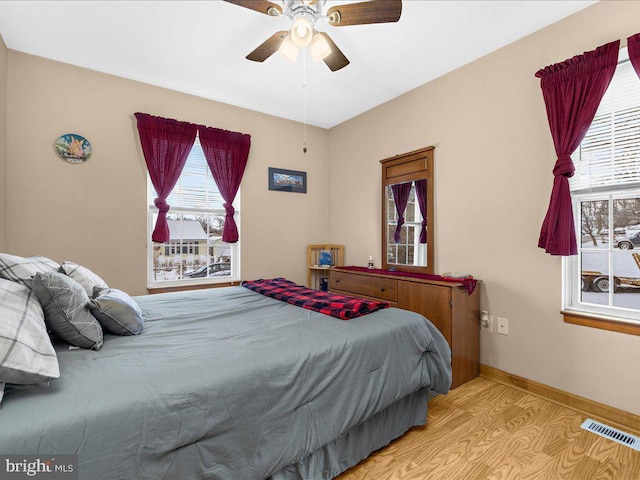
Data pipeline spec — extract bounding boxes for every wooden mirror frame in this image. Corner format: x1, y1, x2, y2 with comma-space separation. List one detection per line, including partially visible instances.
380, 146, 434, 274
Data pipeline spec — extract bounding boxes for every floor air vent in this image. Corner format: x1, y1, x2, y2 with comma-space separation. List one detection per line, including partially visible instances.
580, 419, 640, 451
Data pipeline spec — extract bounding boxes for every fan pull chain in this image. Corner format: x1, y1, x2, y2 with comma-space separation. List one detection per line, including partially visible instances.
302, 50, 308, 154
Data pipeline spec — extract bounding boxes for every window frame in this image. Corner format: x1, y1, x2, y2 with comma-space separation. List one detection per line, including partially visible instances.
562, 46, 640, 331
146, 141, 241, 289
564, 190, 640, 326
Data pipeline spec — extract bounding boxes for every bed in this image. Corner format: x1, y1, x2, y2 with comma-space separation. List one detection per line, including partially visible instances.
0, 285, 451, 480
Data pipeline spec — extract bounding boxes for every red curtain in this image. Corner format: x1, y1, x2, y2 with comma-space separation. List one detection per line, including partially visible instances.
629, 33, 640, 78
535, 40, 619, 256
414, 179, 427, 244
199, 127, 251, 243
135, 113, 198, 243
391, 182, 412, 243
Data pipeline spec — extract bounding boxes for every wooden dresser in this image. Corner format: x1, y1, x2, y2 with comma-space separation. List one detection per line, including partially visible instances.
329, 268, 480, 389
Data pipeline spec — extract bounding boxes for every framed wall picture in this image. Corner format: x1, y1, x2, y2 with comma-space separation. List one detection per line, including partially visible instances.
268, 167, 307, 193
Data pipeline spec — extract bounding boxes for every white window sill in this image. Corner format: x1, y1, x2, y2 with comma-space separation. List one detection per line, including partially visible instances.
147, 279, 241, 295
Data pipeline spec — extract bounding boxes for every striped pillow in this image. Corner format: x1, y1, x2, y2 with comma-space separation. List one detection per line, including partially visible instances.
0, 253, 60, 288
0, 278, 60, 403
33, 272, 103, 351
59, 261, 108, 297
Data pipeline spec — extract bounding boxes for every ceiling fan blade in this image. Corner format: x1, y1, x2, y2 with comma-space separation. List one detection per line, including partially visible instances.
246, 31, 288, 62
327, 0, 402, 27
319, 33, 350, 72
223, 0, 283, 16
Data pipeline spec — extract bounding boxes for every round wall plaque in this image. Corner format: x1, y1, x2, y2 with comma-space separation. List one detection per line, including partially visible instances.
55, 134, 92, 163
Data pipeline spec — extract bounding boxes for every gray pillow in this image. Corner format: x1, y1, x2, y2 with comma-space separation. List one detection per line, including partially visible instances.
59, 261, 108, 297
89, 288, 144, 336
0, 278, 60, 399
0, 253, 60, 288
32, 272, 103, 350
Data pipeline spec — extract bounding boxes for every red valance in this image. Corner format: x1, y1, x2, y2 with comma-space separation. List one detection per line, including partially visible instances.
135, 113, 251, 244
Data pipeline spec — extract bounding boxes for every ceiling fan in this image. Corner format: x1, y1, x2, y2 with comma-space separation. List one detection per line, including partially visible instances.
223, 0, 402, 72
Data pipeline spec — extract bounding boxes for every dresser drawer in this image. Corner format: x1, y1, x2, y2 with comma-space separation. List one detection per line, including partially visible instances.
369, 277, 397, 301
330, 271, 397, 302
331, 288, 398, 307
329, 271, 364, 295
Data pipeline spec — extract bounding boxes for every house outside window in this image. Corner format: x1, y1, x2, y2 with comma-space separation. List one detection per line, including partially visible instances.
564, 48, 640, 324
147, 137, 239, 286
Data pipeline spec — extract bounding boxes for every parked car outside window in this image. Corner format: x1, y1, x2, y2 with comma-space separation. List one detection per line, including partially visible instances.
615, 231, 640, 250
184, 262, 231, 278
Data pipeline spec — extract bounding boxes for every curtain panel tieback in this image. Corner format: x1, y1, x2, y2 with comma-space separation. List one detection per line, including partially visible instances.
198, 126, 251, 243
154, 198, 170, 214
395, 217, 406, 243
223, 203, 238, 240
134, 112, 198, 244
391, 182, 412, 244
553, 155, 575, 177
535, 40, 619, 256
152, 198, 172, 242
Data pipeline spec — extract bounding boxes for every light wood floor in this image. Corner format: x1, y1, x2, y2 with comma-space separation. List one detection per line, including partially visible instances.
336, 377, 640, 480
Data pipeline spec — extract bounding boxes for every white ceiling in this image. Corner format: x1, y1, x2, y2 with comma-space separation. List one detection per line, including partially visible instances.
0, 0, 597, 129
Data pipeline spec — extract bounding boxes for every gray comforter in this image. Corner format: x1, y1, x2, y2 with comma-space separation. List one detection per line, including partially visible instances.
0, 286, 451, 479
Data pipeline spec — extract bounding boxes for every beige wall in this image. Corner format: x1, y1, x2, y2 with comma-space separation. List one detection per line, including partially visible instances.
0, 33, 7, 251
328, 0, 640, 415
6, 52, 329, 296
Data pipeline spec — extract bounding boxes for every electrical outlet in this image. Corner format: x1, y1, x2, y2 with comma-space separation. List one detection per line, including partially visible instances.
497, 317, 509, 335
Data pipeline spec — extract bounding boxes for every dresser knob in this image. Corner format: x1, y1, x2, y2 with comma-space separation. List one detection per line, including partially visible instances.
380, 288, 386, 292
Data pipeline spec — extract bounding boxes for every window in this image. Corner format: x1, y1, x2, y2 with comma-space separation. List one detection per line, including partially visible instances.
147, 137, 239, 286
565, 48, 640, 325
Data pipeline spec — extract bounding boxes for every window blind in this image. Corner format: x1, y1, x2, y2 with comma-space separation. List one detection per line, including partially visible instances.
164, 137, 224, 211
571, 53, 640, 193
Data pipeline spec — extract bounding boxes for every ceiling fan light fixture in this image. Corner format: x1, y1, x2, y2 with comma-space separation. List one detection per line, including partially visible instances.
278, 34, 299, 63
290, 17, 313, 48
310, 32, 331, 62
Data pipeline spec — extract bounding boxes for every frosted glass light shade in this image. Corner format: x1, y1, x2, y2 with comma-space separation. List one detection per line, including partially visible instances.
310, 33, 331, 62
278, 35, 299, 62
290, 17, 313, 48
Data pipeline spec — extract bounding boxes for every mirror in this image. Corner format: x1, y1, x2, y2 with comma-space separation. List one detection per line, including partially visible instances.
380, 147, 434, 274
385, 181, 427, 267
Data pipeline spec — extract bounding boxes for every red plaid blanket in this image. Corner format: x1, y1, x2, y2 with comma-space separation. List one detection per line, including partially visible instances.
242, 278, 389, 320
